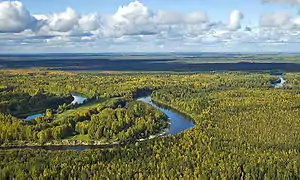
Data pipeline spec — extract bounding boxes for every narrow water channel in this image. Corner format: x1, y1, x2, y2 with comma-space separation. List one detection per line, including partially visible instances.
274, 75, 286, 88
137, 96, 195, 135
8, 75, 287, 150
25, 94, 87, 121
127, 75, 286, 145
6, 96, 195, 151
71, 93, 87, 105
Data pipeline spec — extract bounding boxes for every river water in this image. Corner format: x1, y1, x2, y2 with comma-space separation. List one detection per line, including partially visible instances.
137, 96, 195, 135
71, 93, 87, 105
16, 75, 286, 150
25, 113, 44, 121
25, 94, 87, 121
9, 96, 195, 151
274, 75, 286, 88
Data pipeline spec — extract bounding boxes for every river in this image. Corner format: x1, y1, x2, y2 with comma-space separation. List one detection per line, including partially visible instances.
7, 95, 194, 151
25, 94, 87, 121
71, 93, 87, 105
14, 75, 286, 150
274, 75, 286, 88
137, 96, 194, 135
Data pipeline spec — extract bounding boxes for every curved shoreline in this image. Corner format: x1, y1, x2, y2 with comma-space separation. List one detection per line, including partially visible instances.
2, 74, 284, 151
1, 96, 194, 151
150, 98, 195, 124
274, 75, 286, 88
24, 93, 87, 121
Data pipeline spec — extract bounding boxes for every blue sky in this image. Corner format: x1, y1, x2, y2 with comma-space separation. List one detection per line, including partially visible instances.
20, 0, 298, 23
0, 0, 299, 52
21, 0, 297, 23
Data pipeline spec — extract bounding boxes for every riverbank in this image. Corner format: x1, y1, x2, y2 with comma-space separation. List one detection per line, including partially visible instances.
138, 96, 194, 135
23, 93, 88, 121
1, 139, 116, 148
150, 98, 196, 124
1, 96, 194, 150
0, 140, 120, 151
0, 130, 169, 150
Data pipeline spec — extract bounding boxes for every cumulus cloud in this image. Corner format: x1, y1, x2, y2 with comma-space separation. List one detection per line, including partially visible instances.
154, 11, 184, 25
260, 12, 292, 27
34, 8, 102, 36
0, 0, 300, 52
0, 1, 37, 33
186, 12, 208, 24
154, 11, 208, 25
293, 17, 300, 24
113, 1, 152, 24
100, 1, 157, 37
79, 13, 102, 31
46, 7, 80, 32
103, 1, 209, 37
228, 10, 244, 30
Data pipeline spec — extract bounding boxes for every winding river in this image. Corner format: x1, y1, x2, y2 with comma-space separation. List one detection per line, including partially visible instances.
7, 95, 194, 151
7, 75, 284, 150
25, 94, 87, 121
137, 96, 194, 135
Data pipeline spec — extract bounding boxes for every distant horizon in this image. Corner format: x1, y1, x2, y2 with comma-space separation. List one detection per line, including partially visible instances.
0, 52, 300, 55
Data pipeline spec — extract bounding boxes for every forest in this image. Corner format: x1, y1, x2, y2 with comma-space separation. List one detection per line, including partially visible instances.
0, 69, 299, 179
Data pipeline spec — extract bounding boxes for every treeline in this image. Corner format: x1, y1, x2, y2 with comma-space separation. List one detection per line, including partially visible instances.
0, 89, 73, 117
0, 70, 277, 101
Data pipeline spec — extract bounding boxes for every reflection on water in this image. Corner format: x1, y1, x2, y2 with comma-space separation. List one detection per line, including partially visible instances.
25, 113, 43, 121
14, 95, 195, 151
138, 96, 195, 135
274, 75, 286, 88
25, 94, 87, 121
71, 93, 87, 105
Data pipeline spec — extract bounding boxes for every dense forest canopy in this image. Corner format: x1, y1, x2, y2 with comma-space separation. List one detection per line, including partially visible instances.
0, 69, 299, 179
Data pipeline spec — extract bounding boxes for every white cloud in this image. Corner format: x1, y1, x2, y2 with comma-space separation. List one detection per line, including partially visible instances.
260, 12, 292, 27
0, 0, 299, 52
105, 1, 156, 37
153, 11, 208, 25
44, 36, 69, 44
185, 12, 208, 24
293, 17, 300, 24
46, 7, 80, 32
228, 10, 244, 30
79, 13, 101, 31
114, 1, 151, 23
0, 1, 37, 33
154, 11, 184, 25
104, 1, 209, 37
